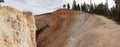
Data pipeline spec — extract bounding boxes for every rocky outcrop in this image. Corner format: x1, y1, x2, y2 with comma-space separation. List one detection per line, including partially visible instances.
0, 6, 36, 47
35, 13, 51, 30
36, 9, 120, 47
35, 14, 51, 40
36, 9, 77, 47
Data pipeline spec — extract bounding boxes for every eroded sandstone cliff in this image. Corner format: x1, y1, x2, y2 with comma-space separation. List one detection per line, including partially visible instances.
0, 6, 36, 47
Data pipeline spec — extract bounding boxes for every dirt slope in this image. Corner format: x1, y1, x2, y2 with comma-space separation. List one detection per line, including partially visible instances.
36, 9, 120, 47
35, 13, 51, 30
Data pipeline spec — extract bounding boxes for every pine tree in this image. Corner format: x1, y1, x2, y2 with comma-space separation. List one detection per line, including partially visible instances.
0, 0, 4, 6
114, 0, 120, 13
109, 7, 117, 20
114, 0, 120, 22
72, 0, 77, 10
67, 3, 70, 9
63, 4, 66, 8
81, 3, 87, 12
86, 4, 90, 12
105, 0, 109, 16
0, 0, 4, 2
77, 4, 80, 11
94, 3, 106, 15
89, 4, 94, 13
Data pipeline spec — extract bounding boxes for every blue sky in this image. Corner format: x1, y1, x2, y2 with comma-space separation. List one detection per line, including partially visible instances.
3, 0, 115, 15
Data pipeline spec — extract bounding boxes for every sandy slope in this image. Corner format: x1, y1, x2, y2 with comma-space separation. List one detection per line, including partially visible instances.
36, 9, 120, 47
35, 14, 51, 29
67, 12, 120, 47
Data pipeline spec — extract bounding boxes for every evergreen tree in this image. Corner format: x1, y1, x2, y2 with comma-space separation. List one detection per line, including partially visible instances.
81, 3, 87, 12
109, 7, 117, 20
63, 4, 66, 8
0, 0, 4, 6
89, 4, 94, 13
105, 0, 109, 16
86, 4, 90, 12
94, 3, 106, 15
67, 3, 70, 9
77, 4, 80, 11
114, 0, 120, 22
0, 0, 4, 2
61, 0, 120, 23
72, 0, 77, 10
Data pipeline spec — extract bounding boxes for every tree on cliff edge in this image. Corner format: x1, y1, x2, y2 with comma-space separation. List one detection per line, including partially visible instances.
72, 0, 77, 10
0, 0, 4, 6
114, 0, 120, 22
63, 4, 66, 8
76, 4, 80, 11
67, 3, 70, 9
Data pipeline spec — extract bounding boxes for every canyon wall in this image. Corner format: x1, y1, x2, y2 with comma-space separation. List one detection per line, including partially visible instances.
0, 6, 36, 47
36, 9, 120, 47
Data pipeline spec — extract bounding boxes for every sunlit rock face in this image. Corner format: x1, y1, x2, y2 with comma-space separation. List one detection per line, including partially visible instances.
36, 9, 76, 47
0, 6, 36, 47
36, 9, 120, 47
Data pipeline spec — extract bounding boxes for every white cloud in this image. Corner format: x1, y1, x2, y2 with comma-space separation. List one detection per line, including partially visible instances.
3, 0, 64, 15
3, 0, 115, 15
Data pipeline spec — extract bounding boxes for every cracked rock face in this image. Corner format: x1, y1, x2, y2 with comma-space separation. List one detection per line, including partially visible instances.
0, 6, 36, 47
